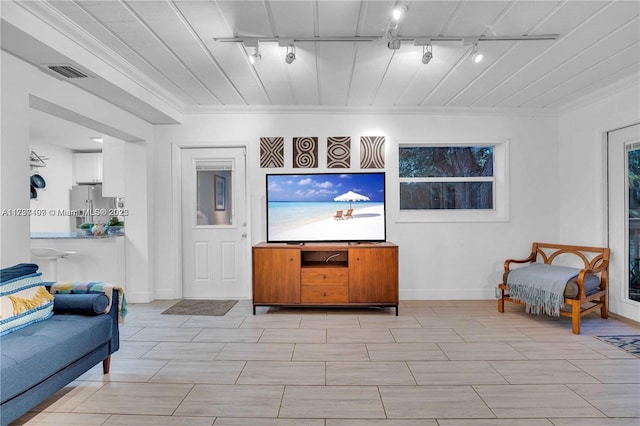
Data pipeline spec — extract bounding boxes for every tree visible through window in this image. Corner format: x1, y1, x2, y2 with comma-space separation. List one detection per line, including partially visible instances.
399, 146, 494, 210
627, 148, 640, 302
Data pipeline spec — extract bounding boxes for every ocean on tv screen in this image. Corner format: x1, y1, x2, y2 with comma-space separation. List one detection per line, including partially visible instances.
266, 172, 386, 242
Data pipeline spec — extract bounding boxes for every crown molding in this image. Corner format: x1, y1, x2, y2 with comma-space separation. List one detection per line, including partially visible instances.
182, 104, 559, 118
556, 74, 640, 115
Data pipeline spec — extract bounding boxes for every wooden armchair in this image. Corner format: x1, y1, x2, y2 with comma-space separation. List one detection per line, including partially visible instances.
497, 242, 610, 334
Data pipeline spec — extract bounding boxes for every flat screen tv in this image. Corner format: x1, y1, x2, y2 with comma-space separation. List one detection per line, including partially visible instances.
266, 172, 386, 243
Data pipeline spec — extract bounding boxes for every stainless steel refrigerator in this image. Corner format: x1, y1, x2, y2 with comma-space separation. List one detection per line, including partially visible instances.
70, 184, 116, 229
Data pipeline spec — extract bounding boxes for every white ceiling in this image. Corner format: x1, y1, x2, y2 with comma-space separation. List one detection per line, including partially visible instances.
30, 109, 104, 151
3, 0, 640, 122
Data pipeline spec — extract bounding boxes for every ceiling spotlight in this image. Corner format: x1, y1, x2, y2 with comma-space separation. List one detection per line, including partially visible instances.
470, 43, 483, 64
421, 44, 433, 64
392, 4, 408, 21
248, 45, 261, 64
285, 44, 296, 64
387, 38, 401, 50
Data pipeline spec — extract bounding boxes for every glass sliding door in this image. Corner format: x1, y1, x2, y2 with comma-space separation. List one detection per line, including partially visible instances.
627, 146, 640, 302
608, 123, 640, 322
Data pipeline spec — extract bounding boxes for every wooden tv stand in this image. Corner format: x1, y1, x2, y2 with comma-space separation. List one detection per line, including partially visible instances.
252, 242, 399, 315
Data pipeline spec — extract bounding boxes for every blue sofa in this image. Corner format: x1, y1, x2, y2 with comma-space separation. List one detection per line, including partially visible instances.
0, 266, 120, 426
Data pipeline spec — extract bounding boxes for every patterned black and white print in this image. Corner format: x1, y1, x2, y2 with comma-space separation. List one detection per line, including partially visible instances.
327, 136, 351, 168
596, 335, 640, 357
259, 137, 284, 168
360, 136, 385, 169
293, 137, 318, 168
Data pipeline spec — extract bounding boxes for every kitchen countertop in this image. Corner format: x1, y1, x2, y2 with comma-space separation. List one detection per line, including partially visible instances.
31, 232, 124, 239
30, 232, 126, 285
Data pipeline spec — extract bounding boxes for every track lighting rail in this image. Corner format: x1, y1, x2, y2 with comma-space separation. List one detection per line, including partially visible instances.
218, 34, 559, 66
213, 34, 559, 44
214, 36, 380, 43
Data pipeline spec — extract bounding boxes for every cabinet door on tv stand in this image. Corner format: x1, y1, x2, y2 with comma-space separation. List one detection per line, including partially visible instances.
349, 247, 398, 303
252, 248, 301, 304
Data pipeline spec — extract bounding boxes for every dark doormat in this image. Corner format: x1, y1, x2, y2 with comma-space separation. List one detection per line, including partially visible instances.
162, 299, 238, 316
596, 335, 640, 357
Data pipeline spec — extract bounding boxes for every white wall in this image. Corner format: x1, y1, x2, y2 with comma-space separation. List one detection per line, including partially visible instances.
1, 52, 31, 265
152, 111, 560, 300
29, 141, 73, 232
558, 83, 640, 320
102, 136, 126, 197
123, 140, 153, 302
558, 85, 640, 244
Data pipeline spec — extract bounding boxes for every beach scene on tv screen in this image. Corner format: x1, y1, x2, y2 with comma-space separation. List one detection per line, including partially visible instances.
267, 173, 385, 242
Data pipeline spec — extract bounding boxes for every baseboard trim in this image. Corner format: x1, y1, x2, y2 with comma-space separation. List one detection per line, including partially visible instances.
154, 289, 176, 300
150, 289, 498, 302
609, 312, 640, 328
399, 289, 497, 300
125, 291, 152, 304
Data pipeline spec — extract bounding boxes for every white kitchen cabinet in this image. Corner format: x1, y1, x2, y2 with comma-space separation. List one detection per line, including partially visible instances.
73, 152, 103, 183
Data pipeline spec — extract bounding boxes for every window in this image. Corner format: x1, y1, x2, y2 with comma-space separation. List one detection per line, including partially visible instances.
627, 145, 640, 302
397, 142, 508, 222
195, 160, 233, 226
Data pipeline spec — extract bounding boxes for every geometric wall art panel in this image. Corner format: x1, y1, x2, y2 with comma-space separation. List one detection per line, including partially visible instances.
293, 137, 318, 168
327, 136, 351, 168
360, 136, 385, 168
259, 137, 284, 168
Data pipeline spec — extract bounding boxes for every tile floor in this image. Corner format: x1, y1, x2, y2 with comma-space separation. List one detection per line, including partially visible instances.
15, 300, 640, 426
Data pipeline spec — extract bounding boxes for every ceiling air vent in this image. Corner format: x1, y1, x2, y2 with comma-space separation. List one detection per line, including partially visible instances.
46, 64, 90, 79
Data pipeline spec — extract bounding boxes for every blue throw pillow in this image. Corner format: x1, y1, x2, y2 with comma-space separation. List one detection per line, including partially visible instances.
0, 263, 39, 283
53, 293, 109, 315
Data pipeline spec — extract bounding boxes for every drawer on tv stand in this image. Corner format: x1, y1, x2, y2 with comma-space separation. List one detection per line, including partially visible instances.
301, 285, 348, 304
301, 267, 348, 286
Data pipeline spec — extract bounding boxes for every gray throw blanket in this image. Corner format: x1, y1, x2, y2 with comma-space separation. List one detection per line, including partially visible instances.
506, 263, 581, 317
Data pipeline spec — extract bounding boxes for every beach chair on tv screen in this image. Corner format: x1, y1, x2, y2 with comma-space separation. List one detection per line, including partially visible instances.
334, 210, 343, 220
345, 209, 354, 219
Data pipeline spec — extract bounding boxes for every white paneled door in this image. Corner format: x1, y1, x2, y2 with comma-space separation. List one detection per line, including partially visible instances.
607, 123, 640, 322
181, 147, 248, 299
